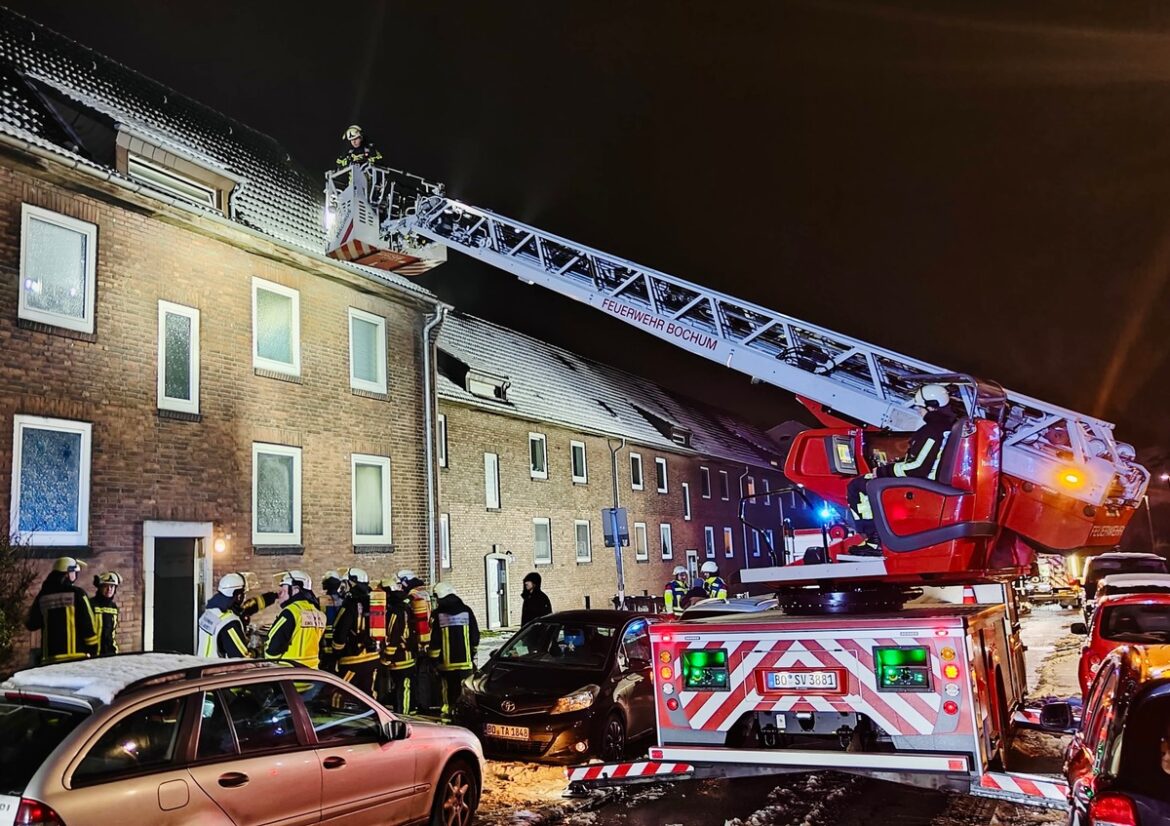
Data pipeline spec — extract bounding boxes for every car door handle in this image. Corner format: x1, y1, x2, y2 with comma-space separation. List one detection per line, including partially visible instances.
217, 772, 249, 788
323, 756, 347, 770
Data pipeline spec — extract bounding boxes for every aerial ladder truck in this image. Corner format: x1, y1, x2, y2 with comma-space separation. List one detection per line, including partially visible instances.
323, 162, 1147, 808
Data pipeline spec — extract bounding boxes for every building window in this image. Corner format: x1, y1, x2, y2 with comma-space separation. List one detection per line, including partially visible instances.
10, 416, 92, 546
745, 476, 756, 497
19, 204, 97, 334
128, 155, 219, 209
351, 454, 392, 545
575, 520, 592, 563
633, 522, 649, 562
570, 440, 588, 484
252, 278, 300, 376
763, 478, 771, 506
764, 529, 775, 557
682, 482, 692, 521
253, 443, 301, 545
529, 433, 548, 479
704, 527, 716, 559
700, 466, 711, 499
534, 518, 552, 565
752, 529, 762, 558
437, 414, 448, 468
484, 452, 501, 510
157, 301, 200, 414
719, 470, 730, 501
655, 457, 668, 493
440, 513, 451, 569
660, 523, 674, 561
348, 308, 387, 394
723, 526, 734, 558
630, 452, 644, 490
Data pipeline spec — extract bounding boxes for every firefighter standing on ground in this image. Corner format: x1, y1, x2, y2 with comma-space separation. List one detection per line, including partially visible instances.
91, 572, 122, 657
319, 570, 345, 672
379, 581, 419, 714
701, 561, 728, 600
264, 571, 327, 668
336, 124, 383, 168
331, 568, 380, 695
429, 582, 479, 718
399, 569, 435, 709
663, 565, 690, 617
198, 573, 252, 659
27, 557, 99, 664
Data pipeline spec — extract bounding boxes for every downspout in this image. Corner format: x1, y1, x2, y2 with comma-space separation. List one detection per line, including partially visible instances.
738, 466, 750, 569
422, 306, 449, 586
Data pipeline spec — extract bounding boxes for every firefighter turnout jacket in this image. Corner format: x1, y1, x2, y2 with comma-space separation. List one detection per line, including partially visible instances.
91, 594, 119, 657
663, 577, 689, 617
704, 575, 728, 600
197, 592, 250, 659
380, 591, 418, 671
332, 583, 379, 669
875, 407, 958, 480
265, 593, 327, 668
27, 574, 99, 664
429, 593, 480, 672
407, 583, 432, 647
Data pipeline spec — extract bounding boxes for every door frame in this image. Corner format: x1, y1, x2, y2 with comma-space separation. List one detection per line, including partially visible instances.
143, 521, 214, 651
484, 551, 511, 630
685, 549, 699, 582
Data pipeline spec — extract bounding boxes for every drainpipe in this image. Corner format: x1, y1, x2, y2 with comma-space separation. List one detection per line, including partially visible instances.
422, 306, 449, 586
738, 466, 750, 569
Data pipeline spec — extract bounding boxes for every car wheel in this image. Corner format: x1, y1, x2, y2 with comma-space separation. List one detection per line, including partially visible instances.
600, 712, 627, 762
430, 758, 479, 826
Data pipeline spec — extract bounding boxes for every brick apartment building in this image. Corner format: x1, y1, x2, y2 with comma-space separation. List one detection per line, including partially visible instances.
0, 10, 444, 656
434, 313, 798, 629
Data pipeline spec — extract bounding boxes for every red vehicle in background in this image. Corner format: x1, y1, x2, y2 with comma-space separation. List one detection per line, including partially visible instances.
1074, 593, 1170, 696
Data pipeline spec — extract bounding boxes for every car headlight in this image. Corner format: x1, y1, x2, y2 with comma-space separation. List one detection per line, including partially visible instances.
550, 684, 600, 715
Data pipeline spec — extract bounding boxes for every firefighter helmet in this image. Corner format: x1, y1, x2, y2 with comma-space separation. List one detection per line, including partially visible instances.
346, 567, 370, 584
343, 124, 363, 141
277, 570, 313, 591
52, 557, 85, 573
912, 384, 950, 410
396, 569, 418, 583
433, 581, 456, 599
96, 571, 123, 587
700, 561, 718, 575
218, 572, 246, 597
672, 565, 688, 577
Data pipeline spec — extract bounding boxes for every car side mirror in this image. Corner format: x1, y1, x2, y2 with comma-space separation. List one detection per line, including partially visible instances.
380, 719, 409, 743
1071, 622, 1088, 635
1039, 701, 1075, 733
488, 648, 499, 660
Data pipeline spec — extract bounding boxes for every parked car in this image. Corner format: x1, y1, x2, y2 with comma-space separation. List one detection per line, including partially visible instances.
0, 653, 483, 826
1082, 552, 1169, 620
1096, 573, 1170, 601
1044, 645, 1170, 826
680, 595, 779, 621
1073, 592, 1170, 696
454, 610, 658, 763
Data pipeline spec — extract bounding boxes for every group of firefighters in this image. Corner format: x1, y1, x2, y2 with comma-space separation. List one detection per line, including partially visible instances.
663, 560, 729, 616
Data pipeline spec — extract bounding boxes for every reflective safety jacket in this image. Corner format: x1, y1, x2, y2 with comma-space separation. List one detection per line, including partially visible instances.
27, 575, 99, 664
663, 578, 689, 617
429, 594, 479, 672
875, 408, 958, 480
332, 584, 379, 668
91, 594, 119, 657
703, 575, 728, 600
407, 584, 432, 645
265, 593, 327, 668
336, 140, 384, 169
198, 593, 250, 659
380, 596, 418, 671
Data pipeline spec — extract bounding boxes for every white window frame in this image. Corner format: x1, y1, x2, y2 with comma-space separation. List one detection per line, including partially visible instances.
630, 452, 644, 491
633, 522, 649, 561
529, 432, 548, 480
570, 440, 588, 484
574, 519, 592, 563
764, 478, 771, 506
745, 476, 756, 497
437, 414, 448, 468
484, 452, 501, 510
660, 523, 674, 561
655, 457, 669, 494
723, 526, 735, 558
704, 526, 716, 559
752, 529, 762, 558
764, 529, 775, 557
719, 470, 730, 501
251, 277, 300, 376
19, 204, 98, 334
533, 517, 552, 565
128, 154, 219, 209
700, 466, 711, 499
440, 513, 451, 569
157, 300, 200, 414
252, 443, 302, 546
351, 453, 392, 545
347, 307, 387, 394
10, 415, 92, 546
682, 482, 692, 521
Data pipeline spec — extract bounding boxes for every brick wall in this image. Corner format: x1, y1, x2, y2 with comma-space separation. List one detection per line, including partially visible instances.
0, 160, 436, 657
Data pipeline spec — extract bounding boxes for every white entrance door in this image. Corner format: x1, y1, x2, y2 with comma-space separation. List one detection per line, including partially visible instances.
484, 554, 510, 629
685, 549, 699, 582
143, 521, 214, 652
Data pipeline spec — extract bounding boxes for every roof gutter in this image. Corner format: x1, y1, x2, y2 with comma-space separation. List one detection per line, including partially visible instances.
423, 306, 449, 587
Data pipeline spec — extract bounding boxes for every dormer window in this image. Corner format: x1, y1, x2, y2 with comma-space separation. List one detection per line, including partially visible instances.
466, 370, 510, 402
115, 126, 239, 216
128, 155, 218, 210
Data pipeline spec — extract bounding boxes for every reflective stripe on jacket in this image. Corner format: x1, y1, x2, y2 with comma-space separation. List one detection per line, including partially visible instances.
27, 581, 99, 664
92, 598, 119, 657
663, 578, 688, 616
198, 608, 249, 659
265, 596, 327, 668
704, 576, 728, 600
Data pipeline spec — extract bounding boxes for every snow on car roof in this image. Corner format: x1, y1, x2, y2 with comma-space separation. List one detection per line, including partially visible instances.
1, 653, 218, 705
1090, 553, 1165, 561
1099, 574, 1170, 587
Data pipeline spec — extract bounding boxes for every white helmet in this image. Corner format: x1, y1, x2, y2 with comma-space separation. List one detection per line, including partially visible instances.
396, 569, 417, 582
433, 581, 456, 599
343, 124, 363, 141
323, 570, 341, 582
912, 384, 950, 410
672, 565, 688, 577
700, 561, 718, 575
96, 571, 123, 588
218, 572, 246, 597
346, 567, 370, 584
277, 570, 313, 591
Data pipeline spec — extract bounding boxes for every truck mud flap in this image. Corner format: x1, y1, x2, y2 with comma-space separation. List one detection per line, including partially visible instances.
971, 771, 1069, 810
564, 760, 694, 793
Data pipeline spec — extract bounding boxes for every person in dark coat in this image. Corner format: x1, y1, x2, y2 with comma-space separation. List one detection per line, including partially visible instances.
27, 557, 98, 664
520, 571, 553, 626
428, 582, 480, 719
91, 572, 122, 657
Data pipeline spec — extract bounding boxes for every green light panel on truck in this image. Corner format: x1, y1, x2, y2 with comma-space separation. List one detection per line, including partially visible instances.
874, 646, 932, 692
681, 648, 730, 691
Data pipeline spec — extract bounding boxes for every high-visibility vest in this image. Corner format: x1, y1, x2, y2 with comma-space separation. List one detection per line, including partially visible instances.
266, 600, 327, 668
430, 609, 475, 672
704, 575, 728, 600
663, 579, 688, 616
198, 608, 248, 659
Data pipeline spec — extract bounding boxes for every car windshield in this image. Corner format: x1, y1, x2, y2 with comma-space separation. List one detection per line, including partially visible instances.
1099, 604, 1170, 644
1087, 559, 1169, 597
0, 701, 88, 794
497, 620, 618, 667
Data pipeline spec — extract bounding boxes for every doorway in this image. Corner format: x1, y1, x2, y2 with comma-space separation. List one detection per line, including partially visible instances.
484, 552, 510, 630
685, 549, 699, 582
143, 521, 214, 653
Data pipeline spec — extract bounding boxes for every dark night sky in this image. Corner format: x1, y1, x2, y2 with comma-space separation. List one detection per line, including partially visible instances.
10, 1, 1170, 457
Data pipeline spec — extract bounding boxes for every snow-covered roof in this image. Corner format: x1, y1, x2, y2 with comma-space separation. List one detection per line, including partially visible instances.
0, 8, 432, 300
1, 653, 218, 705
437, 313, 785, 469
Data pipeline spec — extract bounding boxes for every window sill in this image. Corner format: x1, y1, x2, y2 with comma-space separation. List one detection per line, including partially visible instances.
157, 408, 202, 422
657, 489, 669, 495
351, 388, 389, 402
486, 507, 501, 513
534, 560, 552, 566
572, 480, 589, 487
354, 544, 394, 554
576, 559, 592, 565
530, 474, 548, 481
253, 544, 305, 556
254, 367, 302, 384
18, 317, 97, 342
20, 545, 92, 559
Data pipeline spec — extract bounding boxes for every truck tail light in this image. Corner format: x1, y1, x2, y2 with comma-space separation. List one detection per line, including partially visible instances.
15, 798, 67, 826
1088, 793, 1138, 826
